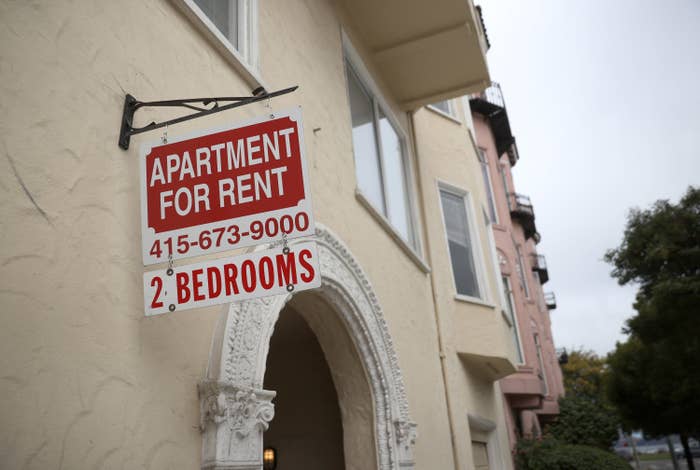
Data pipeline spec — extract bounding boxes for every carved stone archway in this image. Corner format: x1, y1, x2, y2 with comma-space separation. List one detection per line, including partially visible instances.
198, 224, 417, 470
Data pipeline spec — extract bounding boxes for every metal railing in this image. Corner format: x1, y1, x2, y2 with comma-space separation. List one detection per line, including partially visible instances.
544, 292, 557, 309
532, 254, 547, 272
472, 82, 505, 108
510, 192, 534, 215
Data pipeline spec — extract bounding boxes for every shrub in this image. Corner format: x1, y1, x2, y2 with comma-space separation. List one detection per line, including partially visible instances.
515, 438, 629, 470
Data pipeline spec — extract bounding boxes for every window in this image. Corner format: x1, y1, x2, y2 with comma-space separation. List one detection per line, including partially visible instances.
345, 60, 417, 247
428, 100, 458, 119
502, 276, 524, 363
471, 441, 491, 470
190, 0, 258, 68
440, 188, 481, 298
499, 164, 510, 210
477, 148, 498, 223
515, 244, 530, 298
534, 334, 549, 396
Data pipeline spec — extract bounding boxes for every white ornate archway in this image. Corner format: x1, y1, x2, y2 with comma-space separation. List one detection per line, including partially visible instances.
198, 224, 417, 470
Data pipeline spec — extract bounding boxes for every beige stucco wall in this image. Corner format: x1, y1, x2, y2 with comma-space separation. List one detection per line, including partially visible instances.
412, 102, 516, 470
0, 0, 513, 469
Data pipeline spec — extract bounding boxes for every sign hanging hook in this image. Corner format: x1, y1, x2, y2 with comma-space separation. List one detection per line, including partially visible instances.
161, 124, 168, 145
265, 96, 274, 119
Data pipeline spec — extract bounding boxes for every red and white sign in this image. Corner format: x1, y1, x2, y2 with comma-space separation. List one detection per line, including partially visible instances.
143, 241, 321, 316
139, 107, 314, 265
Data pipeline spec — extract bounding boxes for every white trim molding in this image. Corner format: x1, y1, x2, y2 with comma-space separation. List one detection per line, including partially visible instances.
173, 0, 265, 90
199, 224, 417, 469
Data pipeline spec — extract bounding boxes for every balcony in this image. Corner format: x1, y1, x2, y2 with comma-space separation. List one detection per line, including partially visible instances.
342, 0, 491, 109
469, 82, 516, 163
544, 292, 557, 310
507, 140, 520, 167
531, 254, 549, 284
509, 193, 537, 240
501, 370, 545, 410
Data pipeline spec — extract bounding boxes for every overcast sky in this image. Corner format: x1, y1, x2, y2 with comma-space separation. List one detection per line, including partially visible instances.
479, 0, 700, 355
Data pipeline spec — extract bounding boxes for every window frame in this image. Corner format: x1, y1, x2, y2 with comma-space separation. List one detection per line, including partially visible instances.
437, 181, 489, 303
534, 333, 550, 396
175, 0, 263, 87
502, 275, 525, 364
477, 147, 499, 224
515, 243, 530, 298
427, 99, 461, 124
499, 163, 511, 211
342, 33, 423, 256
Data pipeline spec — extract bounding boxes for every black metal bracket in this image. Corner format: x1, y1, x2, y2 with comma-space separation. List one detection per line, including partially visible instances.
118, 85, 298, 150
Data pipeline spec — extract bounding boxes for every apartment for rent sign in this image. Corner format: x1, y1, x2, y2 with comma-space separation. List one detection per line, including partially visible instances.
139, 107, 314, 265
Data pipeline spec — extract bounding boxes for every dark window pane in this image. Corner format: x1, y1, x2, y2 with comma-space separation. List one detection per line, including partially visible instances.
194, 0, 238, 49
440, 190, 479, 297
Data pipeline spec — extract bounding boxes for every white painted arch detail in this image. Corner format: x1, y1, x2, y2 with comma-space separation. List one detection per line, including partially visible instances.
198, 224, 417, 470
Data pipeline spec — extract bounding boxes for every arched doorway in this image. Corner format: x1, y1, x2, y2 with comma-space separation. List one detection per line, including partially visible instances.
263, 304, 346, 470
198, 225, 417, 470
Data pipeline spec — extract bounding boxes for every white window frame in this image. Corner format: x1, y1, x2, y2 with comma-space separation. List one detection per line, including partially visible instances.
515, 243, 530, 298
502, 275, 525, 364
437, 181, 490, 303
343, 32, 423, 256
468, 414, 506, 470
478, 148, 499, 224
176, 0, 263, 87
461, 95, 477, 138
427, 99, 461, 124
499, 163, 511, 211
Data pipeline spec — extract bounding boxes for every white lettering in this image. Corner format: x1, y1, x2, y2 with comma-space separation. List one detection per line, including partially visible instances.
165, 154, 180, 183
179, 152, 195, 181
219, 179, 236, 207
237, 174, 253, 204
247, 135, 262, 165
227, 140, 246, 169
253, 171, 271, 200
160, 190, 173, 219
193, 183, 210, 213
211, 143, 225, 172
270, 166, 287, 196
175, 187, 192, 216
263, 131, 280, 162
196, 147, 211, 176
150, 158, 166, 187
279, 128, 295, 157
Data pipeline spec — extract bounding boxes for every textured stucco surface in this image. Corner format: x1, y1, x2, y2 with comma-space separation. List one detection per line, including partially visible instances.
412, 103, 517, 470
472, 111, 565, 444
1, 0, 510, 469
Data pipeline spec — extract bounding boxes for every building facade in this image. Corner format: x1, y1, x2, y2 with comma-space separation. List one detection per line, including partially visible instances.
469, 83, 565, 445
0, 1, 534, 469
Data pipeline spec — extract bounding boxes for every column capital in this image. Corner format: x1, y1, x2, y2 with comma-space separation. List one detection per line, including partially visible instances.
198, 380, 276, 470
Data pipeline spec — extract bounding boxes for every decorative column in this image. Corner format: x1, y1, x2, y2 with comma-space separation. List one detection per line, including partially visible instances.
394, 420, 418, 468
198, 380, 276, 470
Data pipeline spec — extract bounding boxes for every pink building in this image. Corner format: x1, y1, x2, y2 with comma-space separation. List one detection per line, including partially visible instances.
470, 83, 565, 446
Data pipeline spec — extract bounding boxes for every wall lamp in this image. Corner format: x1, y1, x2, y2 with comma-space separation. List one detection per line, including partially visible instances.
263, 447, 277, 470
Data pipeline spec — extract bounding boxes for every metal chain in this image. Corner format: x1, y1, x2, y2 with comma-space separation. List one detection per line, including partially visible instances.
166, 253, 175, 312
282, 233, 294, 292
265, 97, 274, 119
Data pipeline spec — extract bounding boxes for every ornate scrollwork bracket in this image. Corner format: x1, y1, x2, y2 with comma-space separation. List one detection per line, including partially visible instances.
118, 85, 298, 150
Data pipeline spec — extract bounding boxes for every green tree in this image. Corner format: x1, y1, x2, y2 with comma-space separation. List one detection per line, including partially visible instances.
547, 350, 619, 449
605, 186, 700, 470
560, 349, 607, 400
515, 437, 629, 470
